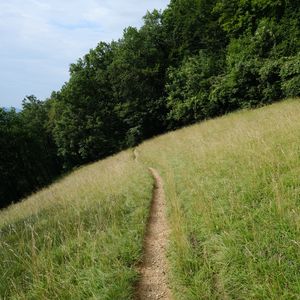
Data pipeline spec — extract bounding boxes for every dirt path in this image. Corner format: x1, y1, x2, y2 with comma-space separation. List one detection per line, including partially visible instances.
133, 148, 139, 162
136, 166, 172, 300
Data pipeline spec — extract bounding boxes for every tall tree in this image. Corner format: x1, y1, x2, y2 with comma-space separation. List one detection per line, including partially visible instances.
50, 43, 122, 169
0, 96, 61, 208
109, 10, 169, 146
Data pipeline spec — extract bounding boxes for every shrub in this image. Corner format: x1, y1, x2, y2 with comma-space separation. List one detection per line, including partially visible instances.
280, 53, 300, 97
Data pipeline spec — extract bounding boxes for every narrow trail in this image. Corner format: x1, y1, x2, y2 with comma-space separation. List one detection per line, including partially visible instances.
134, 148, 172, 299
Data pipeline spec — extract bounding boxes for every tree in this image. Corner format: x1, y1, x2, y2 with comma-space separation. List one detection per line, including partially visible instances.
109, 10, 169, 146
0, 97, 61, 208
50, 43, 122, 169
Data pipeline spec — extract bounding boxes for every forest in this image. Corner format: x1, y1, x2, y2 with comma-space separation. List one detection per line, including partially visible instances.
1, 0, 299, 208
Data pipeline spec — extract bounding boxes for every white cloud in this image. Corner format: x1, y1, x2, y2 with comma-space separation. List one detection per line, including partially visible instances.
0, 0, 170, 108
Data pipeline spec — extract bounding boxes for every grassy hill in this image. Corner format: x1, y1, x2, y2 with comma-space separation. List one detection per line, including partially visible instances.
0, 153, 153, 299
1, 99, 300, 299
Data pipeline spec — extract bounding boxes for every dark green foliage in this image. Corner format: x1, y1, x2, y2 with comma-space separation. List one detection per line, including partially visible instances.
50, 43, 123, 169
108, 11, 169, 147
166, 0, 300, 124
49, 10, 169, 170
162, 0, 227, 64
1, 0, 300, 207
166, 51, 222, 126
280, 53, 300, 97
0, 97, 61, 208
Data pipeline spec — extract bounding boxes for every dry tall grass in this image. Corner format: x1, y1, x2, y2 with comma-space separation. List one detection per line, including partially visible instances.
0, 151, 153, 299
138, 99, 300, 299
1, 99, 299, 299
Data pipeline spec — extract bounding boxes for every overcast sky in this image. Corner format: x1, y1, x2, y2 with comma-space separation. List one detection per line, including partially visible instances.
0, 0, 170, 108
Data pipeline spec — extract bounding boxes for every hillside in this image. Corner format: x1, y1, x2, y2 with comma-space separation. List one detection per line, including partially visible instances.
2, 0, 300, 209
1, 99, 300, 299
0, 153, 153, 299
139, 99, 300, 299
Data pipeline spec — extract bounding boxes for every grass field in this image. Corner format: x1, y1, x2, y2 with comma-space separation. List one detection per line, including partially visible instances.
138, 99, 300, 299
1, 99, 300, 299
0, 151, 153, 299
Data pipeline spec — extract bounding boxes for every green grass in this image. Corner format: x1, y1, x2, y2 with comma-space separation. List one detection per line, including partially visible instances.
1, 99, 300, 299
0, 151, 153, 299
138, 99, 300, 299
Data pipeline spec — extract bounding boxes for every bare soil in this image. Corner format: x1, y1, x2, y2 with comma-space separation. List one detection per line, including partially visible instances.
136, 167, 172, 300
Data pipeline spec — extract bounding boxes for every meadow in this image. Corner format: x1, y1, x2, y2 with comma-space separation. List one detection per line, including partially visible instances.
1, 99, 300, 299
0, 152, 153, 299
138, 98, 300, 299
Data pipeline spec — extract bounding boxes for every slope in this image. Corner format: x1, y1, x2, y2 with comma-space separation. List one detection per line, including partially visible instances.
138, 98, 300, 299
0, 151, 153, 299
1, 99, 300, 299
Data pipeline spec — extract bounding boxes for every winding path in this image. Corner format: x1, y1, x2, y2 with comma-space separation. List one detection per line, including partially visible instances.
135, 159, 172, 299
133, 149, 172, 300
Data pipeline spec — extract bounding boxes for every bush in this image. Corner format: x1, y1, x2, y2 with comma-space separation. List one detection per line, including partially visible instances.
280, 53, 300, 97
258, 59, 283, 102
166, 51, 223, 126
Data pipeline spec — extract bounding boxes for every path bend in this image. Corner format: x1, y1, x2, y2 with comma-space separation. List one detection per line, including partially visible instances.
136, 166, 172, 300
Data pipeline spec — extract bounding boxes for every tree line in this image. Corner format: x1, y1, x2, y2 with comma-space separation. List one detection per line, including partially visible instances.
1, 0, 299, 208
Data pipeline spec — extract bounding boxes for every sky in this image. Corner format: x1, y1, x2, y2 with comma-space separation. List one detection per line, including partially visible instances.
0, 0, 170, 108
